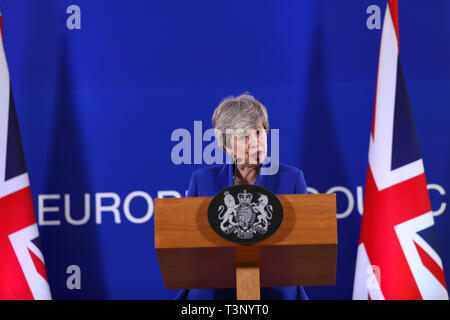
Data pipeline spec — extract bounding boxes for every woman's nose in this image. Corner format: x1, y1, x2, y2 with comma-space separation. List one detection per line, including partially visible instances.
248, 133, 262, 152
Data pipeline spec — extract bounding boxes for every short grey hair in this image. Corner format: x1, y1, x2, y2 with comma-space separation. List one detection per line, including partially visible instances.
212, 93, 269, 151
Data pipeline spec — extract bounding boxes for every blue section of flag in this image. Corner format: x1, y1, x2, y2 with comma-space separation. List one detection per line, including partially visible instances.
391, 59, 422, 171
417, 224, 442, 258
5, 87, 27, 181
31, 236, 42, 253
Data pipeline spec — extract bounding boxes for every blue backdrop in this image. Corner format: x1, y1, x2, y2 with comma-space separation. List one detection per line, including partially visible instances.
1, 0, 449, 299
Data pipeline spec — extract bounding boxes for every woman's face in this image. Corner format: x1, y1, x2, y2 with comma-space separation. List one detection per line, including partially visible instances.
228, 125, 267, 166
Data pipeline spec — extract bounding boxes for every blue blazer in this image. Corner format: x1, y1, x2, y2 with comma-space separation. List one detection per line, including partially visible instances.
175, 162, 309, 300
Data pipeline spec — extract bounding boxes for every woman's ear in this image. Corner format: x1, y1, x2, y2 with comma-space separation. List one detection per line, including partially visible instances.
222, 146, 235, 161
222, 136, 236, 160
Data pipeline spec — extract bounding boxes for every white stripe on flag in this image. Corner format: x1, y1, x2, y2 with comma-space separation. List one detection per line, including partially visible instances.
0, 21, 29, 199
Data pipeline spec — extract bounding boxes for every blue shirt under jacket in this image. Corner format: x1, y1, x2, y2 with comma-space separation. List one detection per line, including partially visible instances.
175, 162, 309, 300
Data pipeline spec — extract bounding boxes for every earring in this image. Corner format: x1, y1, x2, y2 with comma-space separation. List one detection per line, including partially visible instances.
236, 157, 242, 164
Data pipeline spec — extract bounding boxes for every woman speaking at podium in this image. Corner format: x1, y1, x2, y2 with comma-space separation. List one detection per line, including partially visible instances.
176, 93, 309, 300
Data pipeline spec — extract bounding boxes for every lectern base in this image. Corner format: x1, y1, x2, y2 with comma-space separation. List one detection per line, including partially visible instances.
236, 263, 260, 300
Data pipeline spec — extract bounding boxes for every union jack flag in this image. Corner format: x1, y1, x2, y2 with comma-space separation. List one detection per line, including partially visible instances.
0, 13, 52, 299
352, 0, 448, 300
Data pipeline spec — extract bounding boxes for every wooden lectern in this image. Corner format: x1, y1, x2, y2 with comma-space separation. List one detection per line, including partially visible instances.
154, 194, 337, 300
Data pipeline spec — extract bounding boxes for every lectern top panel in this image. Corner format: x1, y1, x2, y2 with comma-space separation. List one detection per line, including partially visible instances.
155, 193, 337, 249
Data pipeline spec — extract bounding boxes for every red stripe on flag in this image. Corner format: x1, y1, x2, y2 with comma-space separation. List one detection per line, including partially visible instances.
359, 167, 431, 299
0, 187, 37, 234
371, 51, 381, 140
0, 188, 41, 299
388, 0, 400, 49
414, 241, 447, 290
0, 235, 34, 299
27, 248, 49, 282
0, 14, 3, 40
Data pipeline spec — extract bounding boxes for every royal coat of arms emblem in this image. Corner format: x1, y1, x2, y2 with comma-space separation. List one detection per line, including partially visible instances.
208, 185, 283, 244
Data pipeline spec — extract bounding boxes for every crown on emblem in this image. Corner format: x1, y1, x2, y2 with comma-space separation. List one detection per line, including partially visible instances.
237, 190, 253, 203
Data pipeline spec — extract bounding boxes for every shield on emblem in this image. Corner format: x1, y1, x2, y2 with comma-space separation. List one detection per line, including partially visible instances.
236, 204, 255, 230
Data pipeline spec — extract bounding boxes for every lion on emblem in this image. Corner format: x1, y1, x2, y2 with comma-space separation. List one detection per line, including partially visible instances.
218, 191, 238, 232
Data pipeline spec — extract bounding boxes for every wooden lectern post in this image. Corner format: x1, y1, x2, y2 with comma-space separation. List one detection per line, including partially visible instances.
154, 194, 337, 300
236, 264, 260, 300
235, 246, 260, 300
